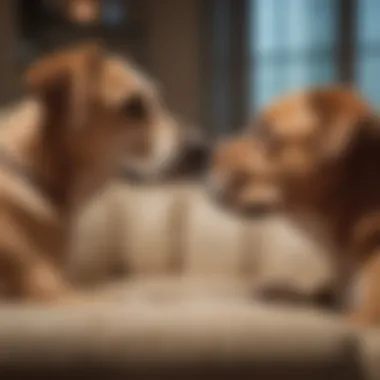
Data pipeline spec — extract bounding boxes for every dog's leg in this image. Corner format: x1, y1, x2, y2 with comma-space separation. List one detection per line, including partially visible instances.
346, 250, 380, 326
21, 258, 73, 302
0, 218, 74, 302
22, 260, 110, 305
0, 250, 73, 302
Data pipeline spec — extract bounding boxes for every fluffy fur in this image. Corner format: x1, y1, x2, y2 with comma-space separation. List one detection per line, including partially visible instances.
210, 86, 380, 326
0, 43, 182, 302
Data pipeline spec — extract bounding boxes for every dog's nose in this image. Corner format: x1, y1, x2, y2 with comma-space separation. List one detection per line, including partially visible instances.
123, 93, 148, 120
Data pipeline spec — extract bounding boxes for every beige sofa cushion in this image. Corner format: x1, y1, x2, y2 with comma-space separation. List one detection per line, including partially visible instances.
0, 182, 374, 379
70, 182, 334, 298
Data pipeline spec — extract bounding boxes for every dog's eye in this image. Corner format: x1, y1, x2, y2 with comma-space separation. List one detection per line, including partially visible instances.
121, 94, 147, 120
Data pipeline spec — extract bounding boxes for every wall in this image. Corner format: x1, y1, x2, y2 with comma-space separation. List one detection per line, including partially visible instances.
0, 1, 20, 105
137, 0, 203, 126
0, 0, 205, 126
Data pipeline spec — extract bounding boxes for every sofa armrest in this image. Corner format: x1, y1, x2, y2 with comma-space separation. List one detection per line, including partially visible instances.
0, 299, 361, 379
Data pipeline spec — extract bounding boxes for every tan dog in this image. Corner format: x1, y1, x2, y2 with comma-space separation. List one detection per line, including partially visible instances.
210, 86, 380, 325
0, 43, 177, 302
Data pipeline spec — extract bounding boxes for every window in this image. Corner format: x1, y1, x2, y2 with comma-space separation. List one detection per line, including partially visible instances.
101, 0, 127, 27
249, 0, 339, 111
356, 0, 380, 106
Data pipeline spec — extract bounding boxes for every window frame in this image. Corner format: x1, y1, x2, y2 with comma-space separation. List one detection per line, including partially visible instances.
202, 0, 357, 135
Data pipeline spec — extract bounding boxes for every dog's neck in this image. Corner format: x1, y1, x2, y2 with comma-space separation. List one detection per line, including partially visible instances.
283, 165, 340, 211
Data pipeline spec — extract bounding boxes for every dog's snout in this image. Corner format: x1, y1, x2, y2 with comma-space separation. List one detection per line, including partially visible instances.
123, 93, 148, 120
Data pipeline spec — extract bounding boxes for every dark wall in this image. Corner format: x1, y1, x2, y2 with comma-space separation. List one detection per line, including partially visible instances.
0, 1, 20, 105
0, 0, 204, 127
138, 0, 203, 126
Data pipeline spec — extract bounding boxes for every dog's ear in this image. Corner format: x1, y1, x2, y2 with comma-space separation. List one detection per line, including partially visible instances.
25, 43, 103, 131
309, 87, 372, 160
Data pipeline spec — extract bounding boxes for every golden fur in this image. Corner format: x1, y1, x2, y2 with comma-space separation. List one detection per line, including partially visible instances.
210, 86, 380, 325
0, 43, 179, 302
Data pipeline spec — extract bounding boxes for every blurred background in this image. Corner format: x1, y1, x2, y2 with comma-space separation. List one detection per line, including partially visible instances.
0, 0, 379, 136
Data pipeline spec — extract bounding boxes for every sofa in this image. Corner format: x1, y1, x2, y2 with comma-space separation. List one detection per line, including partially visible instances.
0, 181, 379, 379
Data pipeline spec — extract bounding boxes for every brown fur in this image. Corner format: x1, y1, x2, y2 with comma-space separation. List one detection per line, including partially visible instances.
210, 86, 380, 325
0, 43, 169, 302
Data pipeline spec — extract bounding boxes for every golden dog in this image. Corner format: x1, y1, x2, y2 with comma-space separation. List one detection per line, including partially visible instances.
0, 42, 180, 302
210, 86, 380, 325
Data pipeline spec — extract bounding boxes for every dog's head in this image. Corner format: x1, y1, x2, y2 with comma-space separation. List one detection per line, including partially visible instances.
208, 136, 281, 216
255, 86, 373, 181
208, 86, 375, 216
26, 43, 207, 194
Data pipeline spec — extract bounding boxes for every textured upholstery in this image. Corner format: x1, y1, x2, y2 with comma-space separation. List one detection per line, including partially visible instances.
0, 182, 378, 379
70, 182, 334, 295
0, 302, 361, 379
